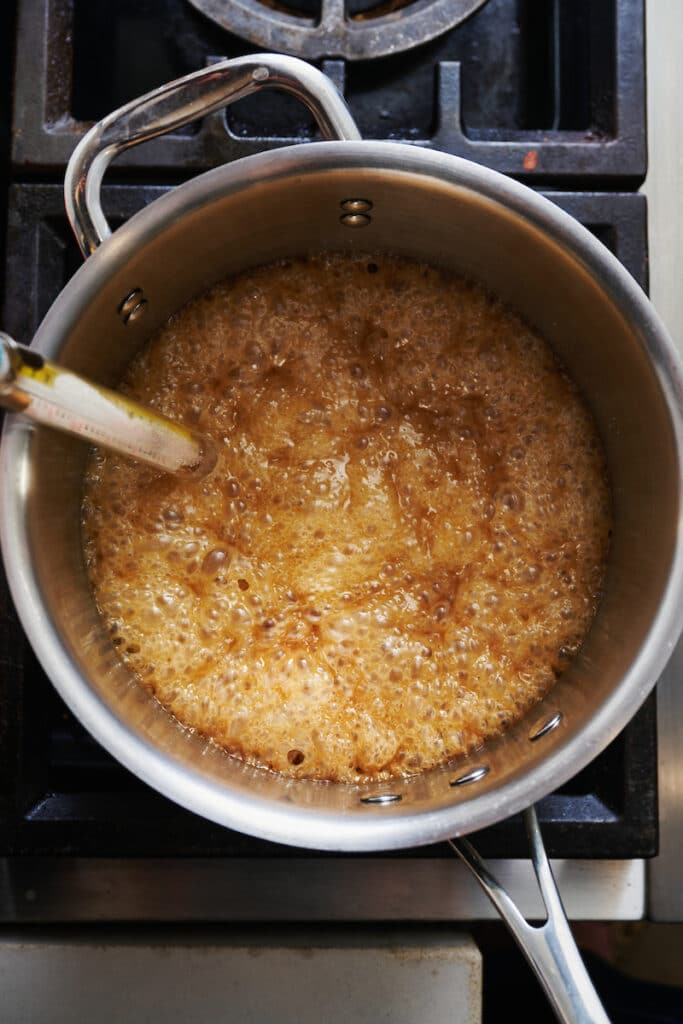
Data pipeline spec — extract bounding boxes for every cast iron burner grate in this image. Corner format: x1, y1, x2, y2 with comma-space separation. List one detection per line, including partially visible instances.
0, 183, 656, 861
184, 0, 490, 61
12, 0, 644, 182
0, 0, 657, 865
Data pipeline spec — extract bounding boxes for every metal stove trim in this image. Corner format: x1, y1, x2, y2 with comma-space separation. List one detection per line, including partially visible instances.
0, 856, 645, 923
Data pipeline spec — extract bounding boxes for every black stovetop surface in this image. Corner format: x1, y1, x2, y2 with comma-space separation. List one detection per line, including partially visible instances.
0, 0, 657, 860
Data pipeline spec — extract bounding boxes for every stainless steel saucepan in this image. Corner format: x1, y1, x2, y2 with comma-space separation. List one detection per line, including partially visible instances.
2, 56, 682, 1024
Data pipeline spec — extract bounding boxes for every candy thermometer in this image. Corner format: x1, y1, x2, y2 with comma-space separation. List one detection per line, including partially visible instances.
0, 332, 216, 479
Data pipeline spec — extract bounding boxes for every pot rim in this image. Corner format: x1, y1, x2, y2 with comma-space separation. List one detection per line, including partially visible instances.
2, 140, 683, 851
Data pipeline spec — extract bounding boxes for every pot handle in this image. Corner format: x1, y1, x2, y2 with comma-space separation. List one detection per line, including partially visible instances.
64, 54, 361, 259
449, 807, 610, 1024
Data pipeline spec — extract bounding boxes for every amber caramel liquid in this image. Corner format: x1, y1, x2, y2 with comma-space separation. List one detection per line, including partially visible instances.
82, 254, 611, 782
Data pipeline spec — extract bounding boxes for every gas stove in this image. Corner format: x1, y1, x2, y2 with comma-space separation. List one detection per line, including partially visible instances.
0, 0, 667, 923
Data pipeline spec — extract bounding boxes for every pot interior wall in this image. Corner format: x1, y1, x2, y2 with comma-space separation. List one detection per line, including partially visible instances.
10, 155, 681, 841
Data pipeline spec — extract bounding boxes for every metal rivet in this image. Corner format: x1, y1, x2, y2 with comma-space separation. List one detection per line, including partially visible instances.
340, 198, 373, 213
529, 711, 563, 742
449, 765, 490, 787
117, 288, 144, 317
340, 213, 372, 228
360, 793, 402, 805
123, 300, 148, 325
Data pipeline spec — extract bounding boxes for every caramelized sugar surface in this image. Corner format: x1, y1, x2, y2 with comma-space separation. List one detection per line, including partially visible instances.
82, 254, 611, 783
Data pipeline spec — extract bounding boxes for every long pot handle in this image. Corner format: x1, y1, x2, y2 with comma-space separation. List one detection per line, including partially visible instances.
64, 54, 361, 258
449, 806, 610, 1024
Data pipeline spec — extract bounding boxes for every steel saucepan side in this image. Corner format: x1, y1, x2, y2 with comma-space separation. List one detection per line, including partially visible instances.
1, 56, 682, 858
